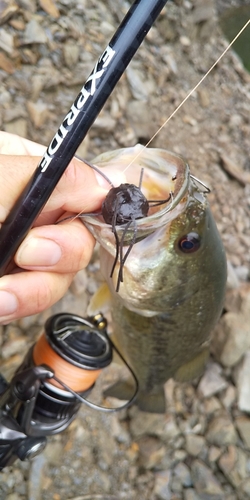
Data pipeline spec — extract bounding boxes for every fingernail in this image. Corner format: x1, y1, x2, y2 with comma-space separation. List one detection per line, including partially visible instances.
17, 238, 62, 267
0, 291, 18, 317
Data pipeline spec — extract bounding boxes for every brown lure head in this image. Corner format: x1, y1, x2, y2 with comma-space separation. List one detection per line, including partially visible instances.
102, 183, 149, 225
101, 178, 171, 292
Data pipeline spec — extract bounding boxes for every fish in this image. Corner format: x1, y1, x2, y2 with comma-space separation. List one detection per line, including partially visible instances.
82, 144, 227, 413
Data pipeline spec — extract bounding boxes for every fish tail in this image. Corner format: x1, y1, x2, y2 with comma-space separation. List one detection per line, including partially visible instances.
136, 387, 166, 413
104, 380, 166, 413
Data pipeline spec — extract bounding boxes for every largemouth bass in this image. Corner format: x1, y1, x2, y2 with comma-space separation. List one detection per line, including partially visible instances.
83, 145, 227, 413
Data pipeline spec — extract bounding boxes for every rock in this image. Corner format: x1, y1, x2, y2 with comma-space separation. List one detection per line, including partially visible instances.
1, 335, 29, 359
219, 312, 250, 367
174, 462, 192, 488
185, 434, 205, 457
235, 416, 250, 448
0, 27, 14, 54
197, 362, 228, 398
26, 100, 50, 128
197, 88, 210, 108
38, 0, 59, 18
93, 115, 116, 133
234, 351, 250, 413
183, 489, 200, 500
208, 446, 222, 464
226, 260, 240, 289
203, 397, 222, 415
137, 435, 166, 469
192, 2, 214, 24
206, 412, 238, 446
24, 19, 47, 44
0, 52, 15, 73
126, 63, 155, 101
235, 266, 249, 282
172, 449, 187, 463
0, 1, 19, 25
44, 440, 64, 465
127, 100, 155, 141
157, 17, 177, 42
239, 478, 250, 499
191, 459, 224, 499
63, 40, 80, 68
129, 409, 180, 441
218, 445, 248, 488
153, 470, 172, 500
220, 385, 236, 410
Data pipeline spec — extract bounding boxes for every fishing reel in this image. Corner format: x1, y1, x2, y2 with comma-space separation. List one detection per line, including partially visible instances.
0, 312, 137, 470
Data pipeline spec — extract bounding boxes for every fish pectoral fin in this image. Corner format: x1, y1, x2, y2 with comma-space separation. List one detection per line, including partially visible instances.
104, 380, 135, 401
174, 347, 210, 382
87, 283, 112, 315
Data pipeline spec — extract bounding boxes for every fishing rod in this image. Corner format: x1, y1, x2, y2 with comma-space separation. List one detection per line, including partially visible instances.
0, 0, 169, 470
0, 0, 169, 277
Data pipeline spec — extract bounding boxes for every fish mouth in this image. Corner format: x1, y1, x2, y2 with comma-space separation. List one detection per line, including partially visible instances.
83, 145, 190, 246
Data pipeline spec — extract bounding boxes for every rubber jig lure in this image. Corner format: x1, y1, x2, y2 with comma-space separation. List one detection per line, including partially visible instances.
59, 161, 172, 292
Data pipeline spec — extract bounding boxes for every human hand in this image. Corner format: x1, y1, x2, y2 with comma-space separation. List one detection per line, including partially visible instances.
0, 132, 123, 324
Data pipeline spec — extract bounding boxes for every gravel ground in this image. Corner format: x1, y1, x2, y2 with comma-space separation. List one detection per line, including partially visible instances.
0, 0, 250, 499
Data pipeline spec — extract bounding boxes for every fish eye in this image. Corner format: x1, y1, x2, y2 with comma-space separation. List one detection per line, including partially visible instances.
178, 232, 201, 253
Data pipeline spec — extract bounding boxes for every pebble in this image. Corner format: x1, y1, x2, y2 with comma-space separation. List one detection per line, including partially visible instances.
174, 462, 192, 487
126, 63, 155, 101
183, 489, 200, 500
206, 412, 238, 446
235, 416, 250, 448
0, 28, 14, 54
137, 435, 166, 470
153, 470, 172, 500
220, 385, 237, 410
208, 446, 222, 464
218, 310, 250, 368
26, 100, 50, 128
191, 459, 224, 499
63, 40, 80, 68
185, 434, 205, 457
38, 0, 60, 18
218, 445, 248, 488
197, 362, 228, 398
234, 351, 250, 413
127, 100, 155, 141
24, 19, 47, 44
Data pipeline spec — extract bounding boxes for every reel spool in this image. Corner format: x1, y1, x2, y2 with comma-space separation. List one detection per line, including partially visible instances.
19, 313, 113, 436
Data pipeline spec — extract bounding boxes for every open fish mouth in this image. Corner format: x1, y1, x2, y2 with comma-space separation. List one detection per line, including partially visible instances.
82, 145, 191, 248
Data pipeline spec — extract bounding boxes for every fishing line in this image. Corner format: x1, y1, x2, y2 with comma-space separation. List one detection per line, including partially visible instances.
122, 17, 250, 175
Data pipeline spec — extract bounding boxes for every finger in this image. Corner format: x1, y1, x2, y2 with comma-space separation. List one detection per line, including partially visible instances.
0, 271, 74, 324
0, 155, 126, 226
14, 219, 95, 273
0, 131, 46, 155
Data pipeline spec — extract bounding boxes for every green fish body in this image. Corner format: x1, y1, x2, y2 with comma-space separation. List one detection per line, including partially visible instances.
84, 145, 227, 413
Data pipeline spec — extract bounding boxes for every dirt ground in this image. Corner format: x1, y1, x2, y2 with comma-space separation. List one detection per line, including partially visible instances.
0, 0, 250, 499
